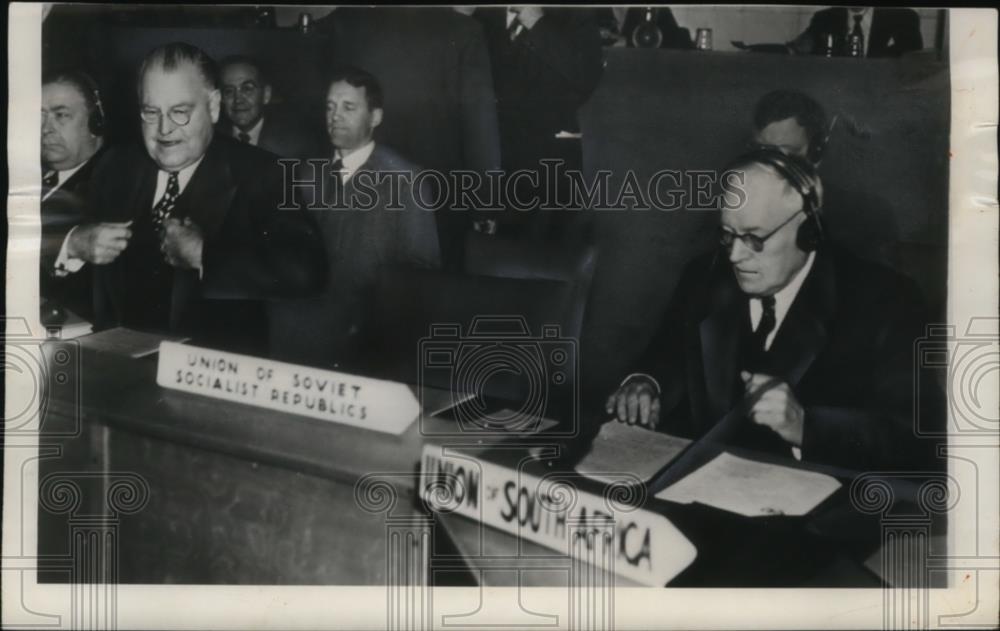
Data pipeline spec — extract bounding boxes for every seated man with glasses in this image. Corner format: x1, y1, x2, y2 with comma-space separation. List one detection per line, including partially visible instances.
604, 149, 940, 472
84, 41, 326, 353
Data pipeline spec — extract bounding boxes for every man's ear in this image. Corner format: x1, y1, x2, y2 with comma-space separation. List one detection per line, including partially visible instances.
371, 107, 383, 129
208, 89, 221, 124
263, 84, 272, 106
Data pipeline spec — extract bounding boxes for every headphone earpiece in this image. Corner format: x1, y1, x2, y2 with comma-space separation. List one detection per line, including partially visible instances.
85, 79, 106, 137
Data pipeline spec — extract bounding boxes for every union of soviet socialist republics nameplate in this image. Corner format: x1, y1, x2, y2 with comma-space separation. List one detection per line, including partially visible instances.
155, 341, 420, 435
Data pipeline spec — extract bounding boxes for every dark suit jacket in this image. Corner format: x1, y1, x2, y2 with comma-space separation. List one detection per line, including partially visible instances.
796, 8, 923, 58
635, 247, 941, 472
475, 7, 604, 162
89, 134, 326, 354
268, 144, 441, 370
218, 109, 322, 160
40, 151, 103, 319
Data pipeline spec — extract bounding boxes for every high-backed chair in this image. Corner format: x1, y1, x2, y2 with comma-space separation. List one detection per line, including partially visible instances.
364, 266, 582, 427
462, 233, 598, 343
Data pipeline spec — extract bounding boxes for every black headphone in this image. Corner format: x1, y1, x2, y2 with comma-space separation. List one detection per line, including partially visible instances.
78, 72, 106, 137
727, 147, 825, 252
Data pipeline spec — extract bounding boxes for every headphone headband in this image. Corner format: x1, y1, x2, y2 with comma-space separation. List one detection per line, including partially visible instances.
724, 147, 825, 251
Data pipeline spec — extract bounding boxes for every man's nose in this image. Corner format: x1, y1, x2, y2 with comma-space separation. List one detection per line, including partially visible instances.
157, 114, 175, 136
41, 114, 55, 134
728, 238, 752, 264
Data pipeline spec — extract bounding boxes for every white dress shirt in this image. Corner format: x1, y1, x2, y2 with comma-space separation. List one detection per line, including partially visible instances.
748, 251, 817, 351
42, 159, 89, 202
334, 141, 375, 184
55, 156, 205, 276
232, 117, 265, 146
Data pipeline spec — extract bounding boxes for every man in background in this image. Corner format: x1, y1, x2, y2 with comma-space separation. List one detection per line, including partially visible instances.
218, 55, 317, 158
476, 6, 604, 241
314, 7, 501, 269
791, 7, 923, 57
268, 67, 440, 370
751, 90, 828, 164
85, 42, 325, 353
750, 89, 899, 267
41, 70, 112, 320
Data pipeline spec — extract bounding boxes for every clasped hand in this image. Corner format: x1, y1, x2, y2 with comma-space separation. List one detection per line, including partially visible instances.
160, 217, 204, 271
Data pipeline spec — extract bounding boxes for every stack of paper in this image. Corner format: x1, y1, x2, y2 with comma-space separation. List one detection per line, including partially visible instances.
575, 420, 692, 485
656, 452, 841, 517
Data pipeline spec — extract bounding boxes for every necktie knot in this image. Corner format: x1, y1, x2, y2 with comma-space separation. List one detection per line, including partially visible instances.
238, 131, 251, 144
42, 170, 59, 189
508, 15, 524, 41
330, 158, 345, 184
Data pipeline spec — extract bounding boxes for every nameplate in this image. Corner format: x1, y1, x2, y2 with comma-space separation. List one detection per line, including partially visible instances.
420, 446, 697, 586
156, 342, 419, 435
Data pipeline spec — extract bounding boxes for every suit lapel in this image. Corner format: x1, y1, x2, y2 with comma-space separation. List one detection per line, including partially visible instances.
698, 275, 744, 422
765, 251, 837, 387
173, 139, 236, 238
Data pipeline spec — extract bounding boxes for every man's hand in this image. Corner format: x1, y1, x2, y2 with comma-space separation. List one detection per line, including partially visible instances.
66, 221, 132, 264
511, 6, 544, 29
605, 378, 661, 429
161, 217, 204, 271
741, 371, 804, 446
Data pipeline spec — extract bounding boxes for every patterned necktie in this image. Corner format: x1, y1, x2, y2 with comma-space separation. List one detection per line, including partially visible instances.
153, 171, 180, 231
42, 170, 58, 189
238, 131, 251, 144
851, 15, 865, 55
753, 296, 777, 352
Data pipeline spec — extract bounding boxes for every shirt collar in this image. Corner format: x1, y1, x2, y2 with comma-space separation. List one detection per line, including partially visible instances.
233, 117, 265, 145
42, 158, 90, 201
335, 141, 376, 183
155, 154, 206, 203
765, 250, 817, 329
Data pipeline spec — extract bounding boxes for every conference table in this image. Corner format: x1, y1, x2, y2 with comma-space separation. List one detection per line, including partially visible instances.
34, 329, 945, 588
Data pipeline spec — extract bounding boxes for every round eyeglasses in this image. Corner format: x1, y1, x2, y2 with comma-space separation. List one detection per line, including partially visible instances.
140, 107, 193, 127
720, 209, 803, 253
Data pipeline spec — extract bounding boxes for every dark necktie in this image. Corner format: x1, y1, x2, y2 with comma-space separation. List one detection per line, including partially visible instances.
330, 158, 345, 185
326, 158, 345, 205
507, 15, 524, 41
42, 170, 58, 189
752, 296, 777, 352
153, 171, 180, 232
238, 131, 251, 144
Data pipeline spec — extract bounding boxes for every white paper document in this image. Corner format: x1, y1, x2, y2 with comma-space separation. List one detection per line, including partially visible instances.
575, 420, 692, 484
655, 452, 842, 517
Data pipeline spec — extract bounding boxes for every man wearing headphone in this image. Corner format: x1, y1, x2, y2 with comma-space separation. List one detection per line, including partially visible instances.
41, 70, 121, 319
605, 148, 939, 472
750, 90, 828, 164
